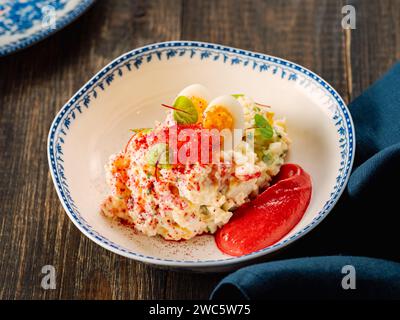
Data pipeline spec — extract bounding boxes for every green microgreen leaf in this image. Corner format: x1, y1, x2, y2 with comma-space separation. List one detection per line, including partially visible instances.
254, 114, 268, 127
130, 128, 152, 134
231, 94, 244, 99
172, 96, 198, 124
254, 114, 274, 139
255, 127, 273, 140
146, 143, 171, 169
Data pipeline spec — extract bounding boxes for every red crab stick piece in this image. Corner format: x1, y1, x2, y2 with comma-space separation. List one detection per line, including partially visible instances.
215, 164, 312, 256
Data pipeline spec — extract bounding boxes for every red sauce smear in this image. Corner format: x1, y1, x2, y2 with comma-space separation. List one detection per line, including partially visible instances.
215, 163, 312, 256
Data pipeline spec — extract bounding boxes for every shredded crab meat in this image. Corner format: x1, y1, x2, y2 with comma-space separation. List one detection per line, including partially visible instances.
101, 94, 290, 241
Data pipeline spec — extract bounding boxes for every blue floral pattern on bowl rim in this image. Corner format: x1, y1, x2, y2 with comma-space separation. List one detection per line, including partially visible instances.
0, 0, 95, 57
48, 41, 355, 267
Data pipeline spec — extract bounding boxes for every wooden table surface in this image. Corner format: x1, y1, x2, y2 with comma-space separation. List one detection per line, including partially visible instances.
0, 0, 399, 300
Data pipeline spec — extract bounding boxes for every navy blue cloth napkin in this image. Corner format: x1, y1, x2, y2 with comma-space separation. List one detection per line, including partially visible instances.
211, 62, 400, 300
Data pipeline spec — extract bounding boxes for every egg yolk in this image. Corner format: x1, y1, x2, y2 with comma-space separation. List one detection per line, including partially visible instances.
203, 106, 234, 131
266, 111, 274, 124
189, 96, 208, 122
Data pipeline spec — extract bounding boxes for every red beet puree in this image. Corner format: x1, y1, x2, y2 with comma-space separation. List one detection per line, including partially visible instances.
215, 164, 312, 256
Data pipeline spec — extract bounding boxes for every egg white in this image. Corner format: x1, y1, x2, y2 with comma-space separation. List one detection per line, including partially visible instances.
204, 95, 245, 131
177, 84, 211, 102
204, 95, 245, 151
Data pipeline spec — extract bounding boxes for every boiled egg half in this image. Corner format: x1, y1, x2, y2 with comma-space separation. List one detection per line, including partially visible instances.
203, 95, 245, 131
202, 95, 245, 150
177, 84, 211, 122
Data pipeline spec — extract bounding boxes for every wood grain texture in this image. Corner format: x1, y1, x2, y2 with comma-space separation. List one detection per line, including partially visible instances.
0, 0, 398, 300
182, 0, 348, 101
349, 0, 400, 99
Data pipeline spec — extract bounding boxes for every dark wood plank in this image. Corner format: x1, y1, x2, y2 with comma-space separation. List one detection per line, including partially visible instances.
182, 0, 349, 102
349, 0, 400, 99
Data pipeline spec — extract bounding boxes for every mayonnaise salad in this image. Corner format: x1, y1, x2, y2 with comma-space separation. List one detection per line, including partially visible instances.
100, 84, 290, 241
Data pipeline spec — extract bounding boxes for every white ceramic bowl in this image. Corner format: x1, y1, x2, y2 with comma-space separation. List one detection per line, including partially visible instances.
48, 41, 355, 272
